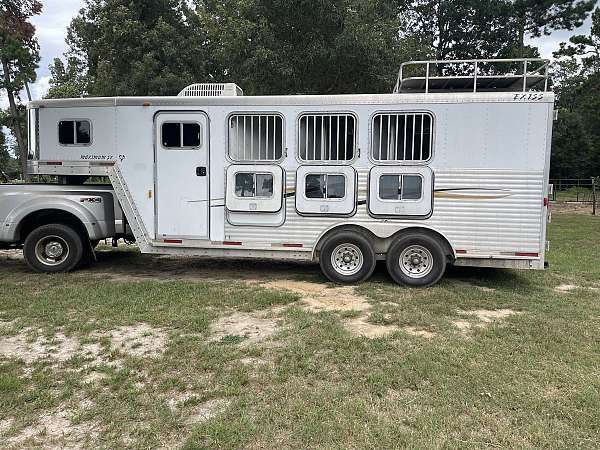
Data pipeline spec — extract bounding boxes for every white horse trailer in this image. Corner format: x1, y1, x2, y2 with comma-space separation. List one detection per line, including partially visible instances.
19, 59, 553, 286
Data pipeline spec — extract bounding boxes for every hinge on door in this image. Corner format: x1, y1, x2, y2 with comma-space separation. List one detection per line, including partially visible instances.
553, 109, 559, 121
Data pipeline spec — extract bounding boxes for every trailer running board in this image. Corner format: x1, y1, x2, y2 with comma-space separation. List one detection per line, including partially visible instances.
105, 163, 154, 253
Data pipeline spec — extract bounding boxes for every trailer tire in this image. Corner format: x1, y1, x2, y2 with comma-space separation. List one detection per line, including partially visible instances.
319, 232, 376, 284
23, 224, 84, 273
386, 233, 446, 287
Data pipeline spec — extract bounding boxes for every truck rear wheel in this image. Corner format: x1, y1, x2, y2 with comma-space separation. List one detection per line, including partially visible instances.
386, 233, 446, 287
319, 232, 376, 284
23, 224, 84, 273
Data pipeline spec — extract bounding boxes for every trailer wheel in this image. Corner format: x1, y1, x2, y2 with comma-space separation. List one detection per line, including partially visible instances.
386, 233, 446, 287
23, 224, 84, 273
319, 232, 376, 284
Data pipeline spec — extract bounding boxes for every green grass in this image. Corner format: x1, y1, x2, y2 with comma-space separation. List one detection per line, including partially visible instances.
553, 186, 595, 202
1, 213, 599, 448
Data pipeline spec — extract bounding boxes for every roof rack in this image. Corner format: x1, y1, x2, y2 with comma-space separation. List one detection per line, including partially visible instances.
394, 58, 550, 94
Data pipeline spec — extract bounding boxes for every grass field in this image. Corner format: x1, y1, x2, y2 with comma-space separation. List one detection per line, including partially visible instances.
0, 209, 599, 449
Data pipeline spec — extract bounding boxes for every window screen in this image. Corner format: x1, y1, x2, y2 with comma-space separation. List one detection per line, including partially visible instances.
235, 173, 274, 198
299, 114, 355, 161
305, 174, 346, 199
372, 113, 432, 161
229, 115, 283, 161
59, 120, 91, 145
162, 122, 201, 148
379, 175, 423, 200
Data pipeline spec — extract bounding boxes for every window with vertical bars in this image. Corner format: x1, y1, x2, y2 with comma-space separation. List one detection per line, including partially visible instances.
372, 113, 433, 162
228, 114, 284, 161
298, 114, 356, 161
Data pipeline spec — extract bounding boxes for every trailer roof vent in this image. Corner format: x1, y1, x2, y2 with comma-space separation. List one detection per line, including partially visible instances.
177, 83, 244, 97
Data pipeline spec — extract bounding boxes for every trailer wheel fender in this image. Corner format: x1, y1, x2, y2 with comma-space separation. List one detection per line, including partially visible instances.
388, 227, 455, 262
312, 224, 455, 261
313, 224, 378, 261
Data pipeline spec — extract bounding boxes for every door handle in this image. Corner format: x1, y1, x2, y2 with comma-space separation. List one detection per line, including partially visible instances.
196, 167, 207, 177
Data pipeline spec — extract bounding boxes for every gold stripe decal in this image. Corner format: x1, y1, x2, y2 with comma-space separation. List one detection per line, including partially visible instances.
434, 189, 512, 200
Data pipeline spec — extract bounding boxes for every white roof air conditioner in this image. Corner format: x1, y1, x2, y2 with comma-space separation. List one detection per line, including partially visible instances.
177, 83, 244, 97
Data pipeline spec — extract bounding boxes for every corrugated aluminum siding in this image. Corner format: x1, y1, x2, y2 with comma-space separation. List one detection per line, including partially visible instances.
224, 169, 544, 256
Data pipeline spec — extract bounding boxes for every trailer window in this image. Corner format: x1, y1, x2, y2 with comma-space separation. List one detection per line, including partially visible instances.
299, 114, 355, 161
305, 174, 346, 199
379, 175, 423, 201
229, 114, 284, 161
161, 122, 201, 148
372, 113, 432, 162
59, 120, 91, 145
235, 173, 274, 198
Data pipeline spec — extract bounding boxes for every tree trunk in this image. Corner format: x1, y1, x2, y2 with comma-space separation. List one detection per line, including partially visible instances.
517, 15, 525, 58
25, 81, 32, 101
1, 58, 29, 181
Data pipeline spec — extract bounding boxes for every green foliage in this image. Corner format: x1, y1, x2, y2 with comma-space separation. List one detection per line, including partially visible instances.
46, 57, 88, 99
551, 7, 600, 179
409, 0, 520, 60
512, 0, 596, 38
511, 0, 596, 56
0, 123, 20, 181
59, 0, 209, 97
0, 0, 41, 97
555, 7, 600, 73
197, 0, 424, 95
0, 0, 42, 85
0, 0, 42, 179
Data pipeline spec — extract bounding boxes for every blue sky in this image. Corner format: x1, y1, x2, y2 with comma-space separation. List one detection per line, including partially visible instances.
1, 0, 599, 109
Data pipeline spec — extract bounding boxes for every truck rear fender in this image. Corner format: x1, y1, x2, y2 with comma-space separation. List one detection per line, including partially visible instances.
4, 197, 113, 243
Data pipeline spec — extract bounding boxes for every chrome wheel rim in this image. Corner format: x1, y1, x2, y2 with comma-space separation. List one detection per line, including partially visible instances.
331, 243, 363, 276
34, 235, 69, 267
399, 245, 433, 279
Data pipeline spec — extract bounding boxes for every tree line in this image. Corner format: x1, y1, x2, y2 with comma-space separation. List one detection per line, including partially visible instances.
1, 0, 599, 179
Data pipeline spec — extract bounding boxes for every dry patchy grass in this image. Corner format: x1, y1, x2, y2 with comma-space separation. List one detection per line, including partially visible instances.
0, 213, 599, 448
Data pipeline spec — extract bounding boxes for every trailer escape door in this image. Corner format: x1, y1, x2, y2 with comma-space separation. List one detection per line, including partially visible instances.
155, 112, 209, 240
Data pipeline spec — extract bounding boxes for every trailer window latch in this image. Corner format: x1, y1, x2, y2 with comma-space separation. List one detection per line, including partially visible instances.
196, 167, 207, 177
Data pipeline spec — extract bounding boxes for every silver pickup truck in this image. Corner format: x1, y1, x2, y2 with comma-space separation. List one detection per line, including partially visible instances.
0, 184, 130, 272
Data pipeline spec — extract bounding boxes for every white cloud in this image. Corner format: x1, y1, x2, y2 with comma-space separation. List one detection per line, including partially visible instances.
527, 2, 597, 59
0, 0, 84, 109
30, 75, 51, 100
30, 0, 83, 96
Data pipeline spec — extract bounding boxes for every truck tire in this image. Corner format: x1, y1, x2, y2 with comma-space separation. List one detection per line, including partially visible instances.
386, 233, 446, 287
319, 231, 376, 284
23, 224, 85, 273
